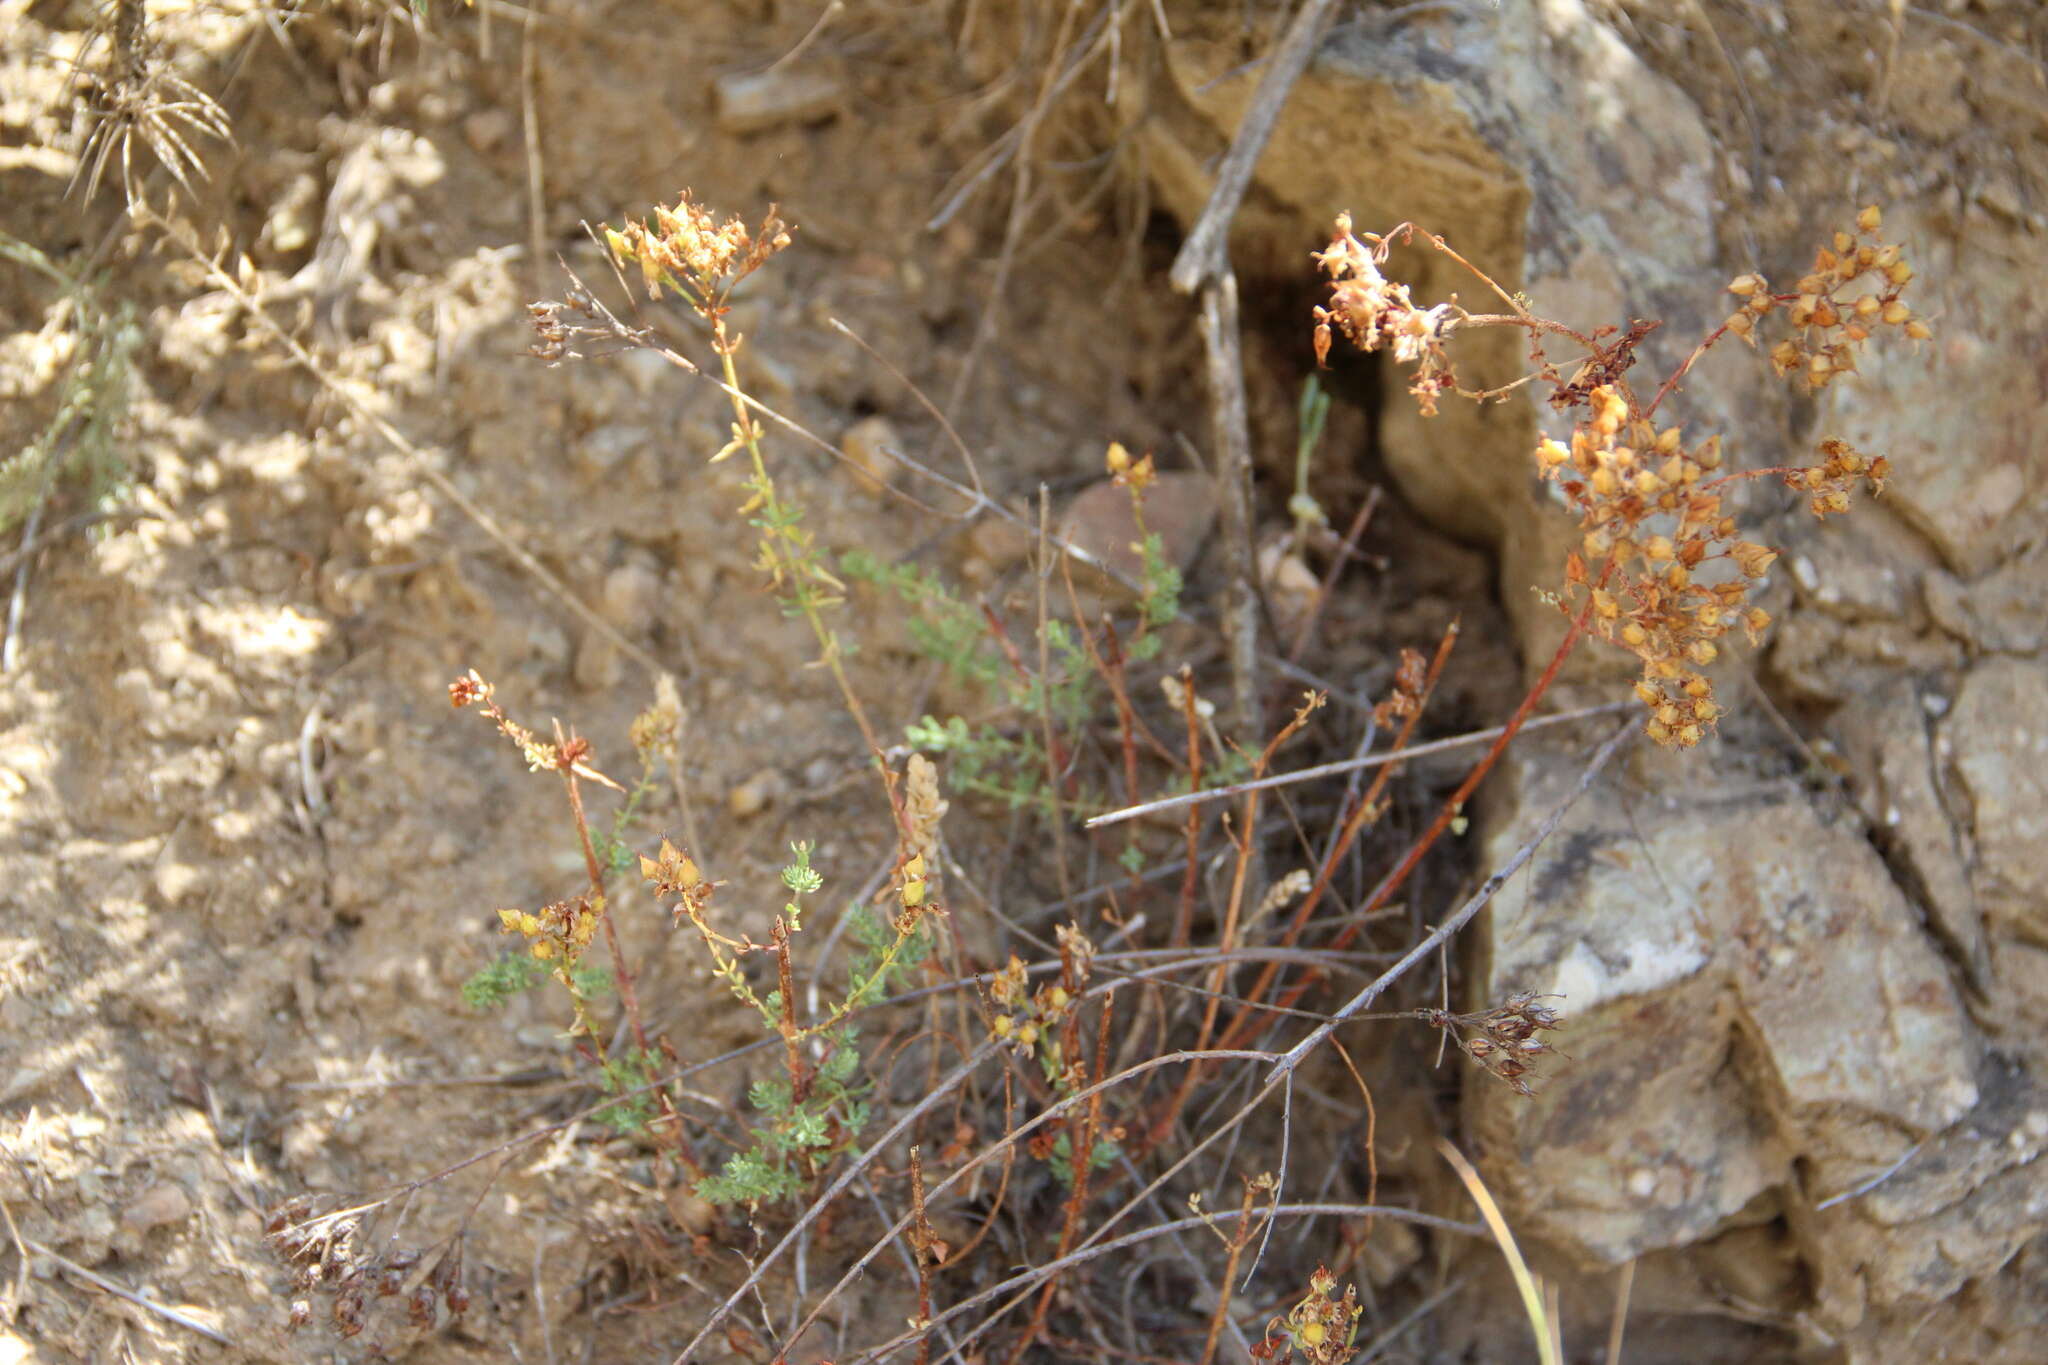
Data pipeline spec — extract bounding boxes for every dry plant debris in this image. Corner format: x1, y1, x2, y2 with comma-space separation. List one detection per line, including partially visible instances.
238, 178, 1936, 1364
1313, 205, 1927, 745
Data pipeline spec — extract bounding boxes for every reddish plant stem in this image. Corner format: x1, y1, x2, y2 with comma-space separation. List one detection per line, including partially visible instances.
1643, 319, 1734, 419
772, 917, 812, 1104
1174, 664, 1204, 951
1454, 311, 1596, 346
558, 750, 653, 1056
1642, 292, 1800, 420
1203, 624, 1457, 1060
1246, 585, 1607, 1037
1011, 991, 1117, 1364
1368, 592, 1601, 919
558, 745, 705, 1177
1063, 554, 1181, 774
1197, 1179, 1264, 1365
1153, 694, 1326, 1142
909, 1145, 937, 1365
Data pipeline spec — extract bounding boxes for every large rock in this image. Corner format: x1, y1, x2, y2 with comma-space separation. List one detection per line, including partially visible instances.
1141, 0, 1781, 672
1827, 218, 2048, 580
1948, 659, 2048, 922
1139, 0, 2048, 1347
1468, 740, 1980, 1268
1832, 678, 1986, 985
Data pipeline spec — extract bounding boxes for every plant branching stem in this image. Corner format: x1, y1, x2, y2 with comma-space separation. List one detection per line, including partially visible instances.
1266, 716, 1634, 1084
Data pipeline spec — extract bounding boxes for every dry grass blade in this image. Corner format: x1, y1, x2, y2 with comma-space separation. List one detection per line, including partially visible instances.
1085, 701, 1626, 828
845, 1202, 1488, 1365
26, 1238, 234, 1346
70, 0, 233, 213
1436, 1138, 1559, 1365
1608, 1259, 1636, 1365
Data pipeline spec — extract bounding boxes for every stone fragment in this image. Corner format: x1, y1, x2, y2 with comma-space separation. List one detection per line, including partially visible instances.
727, 770, 783, 819
1469, 742, 1979, 1267
666, 1188, 718, 1237
462, 108, 514, 154
1257, 539, 1322, 641
1923, 542, 2048, 655
121, 1182, 193, 1236
1831, 679, 1985, 982
578, 423, 645, 476
602, 557, 663, 630
572, 633, 622, 694
1831, 217, 2048, 580
839, 415, 902, 496
713, 70, 844, 135
958, 513, 1035, 583
1947, 658, 2048, 915
1804, 1058, 2048, 1327
1058, 471, 1215, 592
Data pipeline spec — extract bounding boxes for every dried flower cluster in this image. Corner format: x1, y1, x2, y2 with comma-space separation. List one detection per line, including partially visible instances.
902, 753, 949, 906
1537, 386, 1773, 746
642, 837, 717, 926
1310, 214, 1459, 414
1253, 1265, 1362, 1363
1724, 204, 1930, 390
1790, 435, 1890, 521
496, 895, 599, 963
1420, 991, 1565, 1097
1371, 646, 1428, 729
1313, 205, 1923, 748
266, 1199, 467, 1341
988, 922, 1095, 1069
628, 674, 686, 761
604, 192, 791, 312
988, 956, 1070, 1055
449, 669, 621, 788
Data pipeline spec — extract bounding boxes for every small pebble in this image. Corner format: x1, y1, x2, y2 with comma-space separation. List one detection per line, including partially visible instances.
603, 559, 664, 630
713, 70, 844, 135
1059, 470, 1216, 589
168, 1062, 207, 1109
463, 109, 515, 154
121, 1182, 193, 1236
573, 634, 623, 694
666, 1189, 718, 1237
839, 415, 902, 495
727, 770, 783, 819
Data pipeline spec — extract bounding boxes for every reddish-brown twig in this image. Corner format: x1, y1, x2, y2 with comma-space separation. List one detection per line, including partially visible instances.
1198, 1176, 1270, 1365
1203, 623, 1457, 1061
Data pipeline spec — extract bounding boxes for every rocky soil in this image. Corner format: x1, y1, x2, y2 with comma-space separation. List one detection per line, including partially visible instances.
1, 2, 2043, 1362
